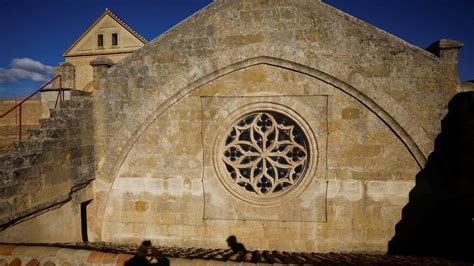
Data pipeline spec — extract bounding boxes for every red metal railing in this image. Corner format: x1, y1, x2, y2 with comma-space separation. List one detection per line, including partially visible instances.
0, 75, 63, 141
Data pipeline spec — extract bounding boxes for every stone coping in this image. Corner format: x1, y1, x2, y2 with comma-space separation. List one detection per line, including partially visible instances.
0, 243, 469, 265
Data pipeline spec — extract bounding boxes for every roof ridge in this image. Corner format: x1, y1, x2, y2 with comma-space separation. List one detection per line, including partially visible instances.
104, 8, 148, 44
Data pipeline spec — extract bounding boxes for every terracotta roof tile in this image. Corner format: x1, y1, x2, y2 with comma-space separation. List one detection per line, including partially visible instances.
2, 242, 469, 265
104, 8, 147, 44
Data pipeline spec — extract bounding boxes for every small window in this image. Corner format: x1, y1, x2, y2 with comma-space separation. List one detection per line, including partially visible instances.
112, 33, 118, 46
98, 34, 104, 47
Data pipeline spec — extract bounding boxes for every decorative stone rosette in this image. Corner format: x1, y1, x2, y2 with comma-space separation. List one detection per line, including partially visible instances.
213, 103, 318, 205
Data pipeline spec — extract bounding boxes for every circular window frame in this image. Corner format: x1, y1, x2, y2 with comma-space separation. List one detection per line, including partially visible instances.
212, 102, 319, 206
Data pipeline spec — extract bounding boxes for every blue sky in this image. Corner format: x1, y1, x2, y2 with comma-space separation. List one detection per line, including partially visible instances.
0, 0, 473, 98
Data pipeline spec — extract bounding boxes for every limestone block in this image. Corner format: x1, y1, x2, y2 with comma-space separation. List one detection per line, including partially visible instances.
341, 107, 361, 119
0, 201, 12, 218
0, 183, 21, 200
134, 201, 149, 212
12, 194, 30, 212
326, 180, 363, 202
366, 181, 415, 206
52, 63, 75, 89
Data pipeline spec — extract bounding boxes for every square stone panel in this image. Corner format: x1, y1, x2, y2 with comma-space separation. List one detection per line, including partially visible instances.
201, 96, 327, 222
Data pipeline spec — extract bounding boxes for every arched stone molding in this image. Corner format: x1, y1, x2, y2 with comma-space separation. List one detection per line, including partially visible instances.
94, 56, 431, 240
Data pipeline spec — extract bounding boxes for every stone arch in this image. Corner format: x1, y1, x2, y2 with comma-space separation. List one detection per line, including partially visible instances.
96, 56, 430, 240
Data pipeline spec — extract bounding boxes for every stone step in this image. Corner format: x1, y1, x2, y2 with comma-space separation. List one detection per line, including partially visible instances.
39, 118, 67, 129
27, 128, 67, 140
0, 140, 42, 158
50, 108, 81, 119
68, 97, 93, 108
59, 100, 83, 109
12, 140, 42, 155
0, 149, 40, 172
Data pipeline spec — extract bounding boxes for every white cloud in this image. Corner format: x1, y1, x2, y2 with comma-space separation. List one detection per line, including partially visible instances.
9, 68, 49, 82
0, 68, 16, 83
0, 58, 53, 84
11, 58, 53, 75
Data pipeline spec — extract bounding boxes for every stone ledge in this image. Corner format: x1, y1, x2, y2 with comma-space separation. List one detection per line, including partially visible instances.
90, 57, 115, 67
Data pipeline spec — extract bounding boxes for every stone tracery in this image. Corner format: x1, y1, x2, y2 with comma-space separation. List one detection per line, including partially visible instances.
223, 111, 309, 195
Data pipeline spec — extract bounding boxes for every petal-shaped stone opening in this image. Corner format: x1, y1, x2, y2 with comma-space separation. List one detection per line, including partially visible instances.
222, 111, 310, 196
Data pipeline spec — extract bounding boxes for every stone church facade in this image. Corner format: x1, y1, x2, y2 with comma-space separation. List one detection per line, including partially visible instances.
0, 0, 470, 256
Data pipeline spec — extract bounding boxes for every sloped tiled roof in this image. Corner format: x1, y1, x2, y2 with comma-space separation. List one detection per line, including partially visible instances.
63, 8, 147, 56
4, 242, 467, 265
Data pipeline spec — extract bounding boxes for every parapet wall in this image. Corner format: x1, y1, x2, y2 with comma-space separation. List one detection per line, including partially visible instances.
0, 92, 94, 242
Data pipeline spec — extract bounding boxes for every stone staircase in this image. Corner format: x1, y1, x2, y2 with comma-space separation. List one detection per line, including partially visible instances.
0, 91, 94, 229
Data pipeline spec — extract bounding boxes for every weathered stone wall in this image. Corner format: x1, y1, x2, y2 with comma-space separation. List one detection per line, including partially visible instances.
65, 53, 130, 91
0, 98, 42, 147
40, 90, 72, 119
53, 62, 75, 90
89, 0, 460, 253
101, 64, 419, 252
0, 92, 94, 242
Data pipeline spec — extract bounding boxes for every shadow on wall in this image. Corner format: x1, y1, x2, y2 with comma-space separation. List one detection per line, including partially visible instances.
388, 91, 474, 262
226, 235, 246, 252
125, 240, 169, 266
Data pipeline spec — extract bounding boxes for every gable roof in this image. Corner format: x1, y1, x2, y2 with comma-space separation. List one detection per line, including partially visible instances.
63, 8, 148, 56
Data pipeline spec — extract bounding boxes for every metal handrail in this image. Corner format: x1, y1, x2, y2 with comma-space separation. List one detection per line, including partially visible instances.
0, 75, 62, 141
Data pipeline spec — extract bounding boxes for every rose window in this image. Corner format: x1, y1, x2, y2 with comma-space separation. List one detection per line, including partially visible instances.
222, 111, 310, 195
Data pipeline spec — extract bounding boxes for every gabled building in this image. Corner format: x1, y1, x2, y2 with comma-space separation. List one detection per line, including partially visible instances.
0, 1, 472, 263
61, 8, 147, 91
